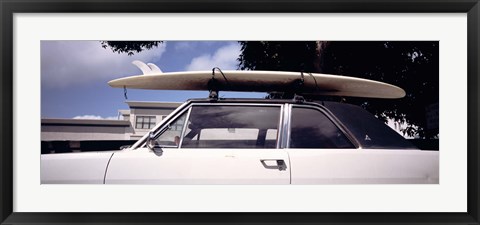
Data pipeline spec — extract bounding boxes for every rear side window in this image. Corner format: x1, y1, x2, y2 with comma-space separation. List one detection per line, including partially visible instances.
181, 105, 281, 148
289, 107, 354, 149
322, 101, 418, 149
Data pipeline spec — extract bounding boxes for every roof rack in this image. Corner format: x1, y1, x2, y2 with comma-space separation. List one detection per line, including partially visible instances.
209, 67, 238, 100
207, 68, 309, 102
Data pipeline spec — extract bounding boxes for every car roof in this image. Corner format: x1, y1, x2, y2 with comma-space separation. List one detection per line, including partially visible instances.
186, 98, 302, 104
185, 98, 344, 108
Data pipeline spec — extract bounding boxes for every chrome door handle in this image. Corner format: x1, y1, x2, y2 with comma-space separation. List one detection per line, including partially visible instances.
260, 159, 287, 171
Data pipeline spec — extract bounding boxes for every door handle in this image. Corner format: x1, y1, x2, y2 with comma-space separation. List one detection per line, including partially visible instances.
260, 159, 287, 171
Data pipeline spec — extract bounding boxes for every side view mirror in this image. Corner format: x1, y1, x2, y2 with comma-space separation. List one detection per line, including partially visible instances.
119, 145, 131, 150
146, 132, 156, 149
146, 132, 163, 155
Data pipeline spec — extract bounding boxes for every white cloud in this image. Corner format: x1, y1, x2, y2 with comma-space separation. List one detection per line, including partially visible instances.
185, 43, 241, 71
73, 115, 118, 120
41, 41, 166, 88
174, 42, 193, 51
173, 41, 216, 51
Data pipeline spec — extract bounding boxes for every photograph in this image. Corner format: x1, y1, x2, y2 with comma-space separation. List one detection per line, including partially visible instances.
40, 41, 440, 185
2, 4, 478, 224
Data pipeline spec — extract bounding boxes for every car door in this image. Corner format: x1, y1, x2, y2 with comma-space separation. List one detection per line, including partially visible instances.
285, 104, 439, 184
105, 103, 290, 184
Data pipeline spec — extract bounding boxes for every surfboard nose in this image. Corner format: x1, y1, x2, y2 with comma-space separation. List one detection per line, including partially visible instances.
107, 78, 123, 88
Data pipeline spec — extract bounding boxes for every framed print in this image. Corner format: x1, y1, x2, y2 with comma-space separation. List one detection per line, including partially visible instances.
1, 0, 479, 224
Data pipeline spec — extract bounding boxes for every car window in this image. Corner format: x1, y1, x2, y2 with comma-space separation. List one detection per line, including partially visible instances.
181, 105, 280, 148
153, 111, 187, 148
289, 107, 354, 149
321, 101, 418, 149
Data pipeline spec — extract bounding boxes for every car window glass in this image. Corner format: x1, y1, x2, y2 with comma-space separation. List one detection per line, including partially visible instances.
321, 101, 418, 149
289, 107, 354, 149
181, 105, 280, 148
200, 128, 259, 140
154, 112, 187, 148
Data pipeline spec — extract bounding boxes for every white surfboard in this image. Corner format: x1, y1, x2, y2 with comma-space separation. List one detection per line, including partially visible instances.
108, 70, 406, 99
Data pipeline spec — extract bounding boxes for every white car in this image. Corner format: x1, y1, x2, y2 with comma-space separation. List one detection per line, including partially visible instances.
41, 98, 439, 184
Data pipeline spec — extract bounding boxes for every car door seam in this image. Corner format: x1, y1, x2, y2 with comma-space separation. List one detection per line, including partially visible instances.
103, 152, 115, 184
286, 150, 292, 184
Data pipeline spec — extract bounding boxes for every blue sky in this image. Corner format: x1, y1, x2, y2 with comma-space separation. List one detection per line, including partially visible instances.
41, 41, 264, 119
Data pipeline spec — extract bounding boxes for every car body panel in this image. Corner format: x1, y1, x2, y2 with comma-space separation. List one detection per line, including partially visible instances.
41, 151, 113, 184
105, 148, 290, 184
286, 149, 439, 184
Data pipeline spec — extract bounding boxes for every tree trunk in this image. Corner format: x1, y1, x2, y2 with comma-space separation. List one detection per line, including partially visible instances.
314, 41, 329, 73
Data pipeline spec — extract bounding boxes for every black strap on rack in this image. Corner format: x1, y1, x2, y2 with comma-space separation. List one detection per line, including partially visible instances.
291, 72, 305, 103
207, 80, 219, 100
208, 69, 220, 100
208, 67, 230, 100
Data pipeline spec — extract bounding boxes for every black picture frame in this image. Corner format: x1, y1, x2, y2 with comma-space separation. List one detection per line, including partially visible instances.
1, 1, 479, 224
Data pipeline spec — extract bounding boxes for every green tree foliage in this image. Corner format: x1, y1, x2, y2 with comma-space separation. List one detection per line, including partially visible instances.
100, 41, 163, 56
238, 41, 320, 72
238, 41, 439, 138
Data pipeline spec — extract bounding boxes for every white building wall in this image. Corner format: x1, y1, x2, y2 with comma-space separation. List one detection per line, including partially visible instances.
41, 101, 182, 142
41, 126, 129, 141
129, 107, 179, 140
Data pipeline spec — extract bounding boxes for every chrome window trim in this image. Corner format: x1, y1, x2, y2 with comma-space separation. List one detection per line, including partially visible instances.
190, 102, 284, 107
276, 104, 284, 149
287, 104, 360, 149
178, 107, 192, 149
282, 103, 292, 149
